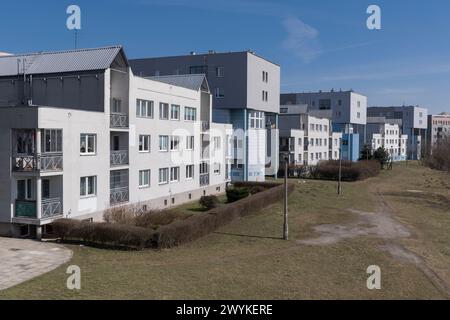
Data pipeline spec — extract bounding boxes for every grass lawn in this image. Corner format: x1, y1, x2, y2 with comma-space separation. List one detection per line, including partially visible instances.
1, 162, 449, 299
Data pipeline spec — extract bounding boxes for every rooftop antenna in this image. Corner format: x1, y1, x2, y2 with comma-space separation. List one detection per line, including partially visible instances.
74, 29, 78, 49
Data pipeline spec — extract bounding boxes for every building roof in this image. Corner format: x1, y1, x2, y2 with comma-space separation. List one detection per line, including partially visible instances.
0, 46, 124, 77
147, 74, 210, 92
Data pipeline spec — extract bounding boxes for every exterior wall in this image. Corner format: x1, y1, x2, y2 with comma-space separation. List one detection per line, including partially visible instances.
428, 114, 450, 149
369, 123, 408, 161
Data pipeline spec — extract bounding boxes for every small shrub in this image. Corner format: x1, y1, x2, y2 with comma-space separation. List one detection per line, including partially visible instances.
226, 187, 250, 203
199, 195, 220, 210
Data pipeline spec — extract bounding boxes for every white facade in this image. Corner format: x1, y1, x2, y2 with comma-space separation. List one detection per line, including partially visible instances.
428, 113, 450, 148
370, 123, 408, 161
0, 47, 232, 238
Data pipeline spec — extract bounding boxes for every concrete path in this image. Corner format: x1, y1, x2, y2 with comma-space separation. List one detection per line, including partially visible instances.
0, 237, 72, 291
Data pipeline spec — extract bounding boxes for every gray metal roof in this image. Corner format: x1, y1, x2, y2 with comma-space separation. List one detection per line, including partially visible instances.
0, 46, 123, 77
147, 74, 210, 92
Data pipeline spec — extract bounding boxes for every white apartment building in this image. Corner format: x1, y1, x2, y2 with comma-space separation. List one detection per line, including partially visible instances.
278, 105, 341, 166
0, 46, 232, 238
367, 120, 408, 161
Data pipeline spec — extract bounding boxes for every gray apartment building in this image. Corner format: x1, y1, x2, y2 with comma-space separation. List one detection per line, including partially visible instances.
130, 50, 281, 181
367, 106, 428, 160
427, 112, 450, 151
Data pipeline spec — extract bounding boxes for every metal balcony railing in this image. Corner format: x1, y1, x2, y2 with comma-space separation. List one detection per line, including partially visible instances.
42, 197, 62, 219
15, 200, 37, 218
200, 173, 210, 187
110, 113, 129, 128
110, 186, 129, 205
110, 150, 129, 166
201, 121, 210, 132
12, 153, 63, 172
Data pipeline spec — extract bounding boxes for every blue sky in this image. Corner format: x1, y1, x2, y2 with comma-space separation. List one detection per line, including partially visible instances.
1, 0, 449, 113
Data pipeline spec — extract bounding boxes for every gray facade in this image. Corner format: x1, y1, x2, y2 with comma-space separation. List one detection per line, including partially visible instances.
130, 51, 281, 181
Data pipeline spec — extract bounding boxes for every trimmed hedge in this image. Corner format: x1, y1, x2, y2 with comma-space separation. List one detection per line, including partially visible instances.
311, 160, 381, 181
226, 187, 250, 203
53, 182, 295, 249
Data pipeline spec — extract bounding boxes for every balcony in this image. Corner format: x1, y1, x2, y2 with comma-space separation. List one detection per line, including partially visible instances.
110, 187, 129, 205
110, 113, 129, 129
201, 121, 210, 132
110, 150, 129, 166
14, 198, 62, 219
200, 173, 210, 187
12, 153, 63, 172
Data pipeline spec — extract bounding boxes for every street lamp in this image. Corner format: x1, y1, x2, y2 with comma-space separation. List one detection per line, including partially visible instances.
282, 154, 289, 241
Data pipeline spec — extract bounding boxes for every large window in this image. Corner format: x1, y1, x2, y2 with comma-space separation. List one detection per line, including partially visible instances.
139, 170, 150, 188
80, 134, 96, 155
249, 111, 264, 129
159, 103, 169, 120
136, 99, 154, 118
319, 99, 331, 110
159, 135, 169, 151
190, 65, 208, 74
80, 176, 97, 197
158, 168, 169, 184
186, 136, 194, 150
186, 164, 194, 180
184, 107, 197, 121
170, 104, 180, 120
17, 179, 32, 200
42, 129, 62, 153
170, 136, 180, 151
139, 135, 151, 152
170, 167, 180, 182
215, 87, 225, 98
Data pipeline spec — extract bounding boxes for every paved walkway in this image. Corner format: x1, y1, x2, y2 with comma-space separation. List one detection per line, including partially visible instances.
0, 237, 72, 291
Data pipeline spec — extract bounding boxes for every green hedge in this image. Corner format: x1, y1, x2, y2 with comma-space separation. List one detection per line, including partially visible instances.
53, 182, 295, 249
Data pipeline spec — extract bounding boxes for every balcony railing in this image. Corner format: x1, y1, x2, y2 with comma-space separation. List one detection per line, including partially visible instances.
110, 186, 129, 205
12, 153, 63, 172
110, 113, 129, 128
15, 200, 37, 218
200, 173, 210, 187
110, 150, 129, 166
42, 197, 62, 219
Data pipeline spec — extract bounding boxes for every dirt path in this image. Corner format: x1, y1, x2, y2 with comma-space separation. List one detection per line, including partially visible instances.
297, 185, 450, 298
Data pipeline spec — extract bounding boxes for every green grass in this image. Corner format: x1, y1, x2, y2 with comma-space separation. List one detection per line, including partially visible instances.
1, 162, 449, 299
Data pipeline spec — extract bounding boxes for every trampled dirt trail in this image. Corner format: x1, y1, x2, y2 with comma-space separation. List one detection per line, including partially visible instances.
297, 187, 450, 298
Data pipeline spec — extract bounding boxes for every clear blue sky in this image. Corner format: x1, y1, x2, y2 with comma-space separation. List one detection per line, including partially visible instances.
1, 0, 449, 113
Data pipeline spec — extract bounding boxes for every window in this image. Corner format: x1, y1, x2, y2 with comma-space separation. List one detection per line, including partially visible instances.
170, 104, 180, 120
136, 99, 154, 118
158, 168, 169, 184
338, 100, 342, 106
80, 176, 96, 197
17, 179, 32, 200
112, 98, 122, 113
216, 67, 224, 77
213, 162, 220, 174
42, 129, 62, 153
200, 161, 209, 174
215, 87, 225, 98
170, 167, 180, 182
357, 101, 361, 107
80, 134, 96, 155
298, 138, 302, 146
213, 136, 221, 150
139, 170, 150, 188
357, 112, 361, 119
310, 124, 314, 131
159, 135, 169, 151
280, 108, 288, 114
139, 135, 150, 152
319, 99, 331, 110
170, 136, 180, 151
184, 107, 197, 121
186, 164, 194, 180
262, 90, 268, 102
190, 65, 208, 74
249, 111, 264, 129
186, 136, 194, 150
262, 71, 268, 83
159, 103, 169, 120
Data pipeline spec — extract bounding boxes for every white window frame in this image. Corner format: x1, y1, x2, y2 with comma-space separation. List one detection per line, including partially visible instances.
186, 164, 194, 180
158, 168, 169, 185
213, 136, 221, 150
136, 99, 154, 118
159, 103, 169, 120
186, 136, 194, 150
170, 104, 180, 121
170, 167, 180, 182
170, 136, 180, 151
139, 135, 151, 153
215, 87, 225, 98
159, 135, 169, 152
139, 170, 151, 188
80, 133, 96, 155
80, 176, 97, 198
184, 107, 197, 121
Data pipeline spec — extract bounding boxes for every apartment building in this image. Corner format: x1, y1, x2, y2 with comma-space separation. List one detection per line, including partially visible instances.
0, 46, 231, 238
129, 50, 281, 181
367, 106, 428, 160
278, 105, 341, 166
427, 113, 450, 150
280, 90, 367, 160
367, 118, 408, 161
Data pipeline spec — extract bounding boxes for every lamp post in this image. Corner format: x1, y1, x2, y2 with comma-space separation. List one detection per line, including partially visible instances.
337, 135, 343, 195
283, 155, 289, 241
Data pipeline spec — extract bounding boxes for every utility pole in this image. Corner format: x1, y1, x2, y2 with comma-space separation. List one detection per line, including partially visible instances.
283, 156, 289, 240
338, 136, 343, 195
